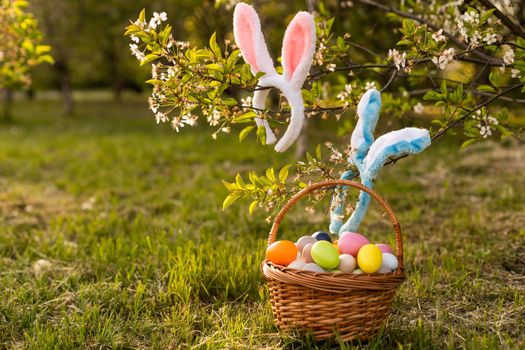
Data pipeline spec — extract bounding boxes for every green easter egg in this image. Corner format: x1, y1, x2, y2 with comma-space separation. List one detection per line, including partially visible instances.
311, 241, 339, 270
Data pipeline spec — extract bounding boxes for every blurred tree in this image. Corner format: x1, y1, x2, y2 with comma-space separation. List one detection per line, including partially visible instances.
29, 0, 77, 114
0, 0, 52, 120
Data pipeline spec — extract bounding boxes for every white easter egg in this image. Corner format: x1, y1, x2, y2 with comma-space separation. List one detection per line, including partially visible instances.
288, 258, 306, 270
338, 254, 357, 273
296, 236, 318, 252
382, 253, 398, 271
302, 263, 325, 273
378, 265, 391, 273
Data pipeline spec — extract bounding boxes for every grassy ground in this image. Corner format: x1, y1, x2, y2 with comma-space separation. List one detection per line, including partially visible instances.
1, 99, 524, 349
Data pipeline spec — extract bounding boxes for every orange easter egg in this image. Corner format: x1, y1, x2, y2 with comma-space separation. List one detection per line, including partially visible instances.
266, 240, 298, 266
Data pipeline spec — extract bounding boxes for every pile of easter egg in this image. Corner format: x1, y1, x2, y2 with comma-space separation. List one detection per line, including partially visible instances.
266, 231, 398, 274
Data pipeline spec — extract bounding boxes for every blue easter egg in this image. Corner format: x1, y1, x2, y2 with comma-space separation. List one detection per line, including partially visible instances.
312, 231, 332, 243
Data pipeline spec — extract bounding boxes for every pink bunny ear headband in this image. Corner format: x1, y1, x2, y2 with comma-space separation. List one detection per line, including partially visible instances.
233, 2, 316, 152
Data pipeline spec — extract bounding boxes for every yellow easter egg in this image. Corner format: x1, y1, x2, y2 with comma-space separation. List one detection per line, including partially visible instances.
357, 244, 382, 273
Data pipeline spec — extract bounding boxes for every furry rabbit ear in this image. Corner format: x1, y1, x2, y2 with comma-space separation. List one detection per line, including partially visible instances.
340, 127, 431, 233
233, 3, 276, 75
281, 12, 316, 89
350, 89, 381, 173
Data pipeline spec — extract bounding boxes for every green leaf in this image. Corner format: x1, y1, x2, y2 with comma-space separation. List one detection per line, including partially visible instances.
209, 32, 221, 58
221, 180, 237, 191
489, 71, 501, 88
256, 125, 266, 145
235, 173, 245, 187
223, 98, 237, 106
239, 126, 255, 141
460, 138, 478, 149
232, 111, 256, 124
440, 80, 448, 96
206, 63, 224, 72
249, 200, 258, 215
278, 164, 291, 183
140, 54, 158, 66
139, 9, 146, 23
226, 50, 240, 70
222, 192, 242, 210
266, 167, 276, 182
315, 144, 322, 159
477, 84, 495, 93
423, 90, 441, 101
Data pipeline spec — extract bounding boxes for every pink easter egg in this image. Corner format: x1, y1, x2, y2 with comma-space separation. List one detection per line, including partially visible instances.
338, 232, 370, 257
302, 243, 314, 263
376, 243, 394, 254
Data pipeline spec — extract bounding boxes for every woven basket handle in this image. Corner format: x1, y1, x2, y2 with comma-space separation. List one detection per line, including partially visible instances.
267, 179, 403, 270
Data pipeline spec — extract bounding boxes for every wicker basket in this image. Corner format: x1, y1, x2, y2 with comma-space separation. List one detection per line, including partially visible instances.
262, 179, 405, 342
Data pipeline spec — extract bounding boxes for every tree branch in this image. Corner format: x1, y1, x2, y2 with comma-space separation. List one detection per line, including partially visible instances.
354, 0, 503, 65
475, 0, 525, 38
431, 83, 524, 142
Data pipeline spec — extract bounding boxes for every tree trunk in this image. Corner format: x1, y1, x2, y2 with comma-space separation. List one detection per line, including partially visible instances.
55, 60, 74, 115
2, 89, 14, 122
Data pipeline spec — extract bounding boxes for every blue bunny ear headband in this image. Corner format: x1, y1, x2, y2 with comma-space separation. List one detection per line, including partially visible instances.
329, 89, 431, 235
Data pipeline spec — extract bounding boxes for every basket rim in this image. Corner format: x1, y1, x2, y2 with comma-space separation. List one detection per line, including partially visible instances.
262, 261, 405, 293
267, 179, 404, 270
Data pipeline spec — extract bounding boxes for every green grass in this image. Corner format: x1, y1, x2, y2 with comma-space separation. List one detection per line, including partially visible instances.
1, 99, 524, 349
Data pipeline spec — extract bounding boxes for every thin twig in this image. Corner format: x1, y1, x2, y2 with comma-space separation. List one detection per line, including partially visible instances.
474, 0, 525, 38
431, 83, 524, 141
354, 0, 503, 65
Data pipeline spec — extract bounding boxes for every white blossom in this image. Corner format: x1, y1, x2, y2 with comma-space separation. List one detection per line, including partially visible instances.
432, 29, 446, 43
156, 112, 169, 124
483, 32, 498, 45
462, 10, 479, 25
336, 84, 353, 107
503, 48, 514, 65
241, 96, 252, 107
365, 81, 376, 90
207, 109, 221, 126
431, 47, 455, 70
149, 12, 167, 29
130, 35, 139, 43
129, 43, 145, 62
171, 117, 184, 132
327, 63, 336, 72
511, 68, 521, 79
148, 96, 159, 114
474, 110, 499, 139
388, 49, 407, 70
182, 113, 198, 127
413, 102, 424, 114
